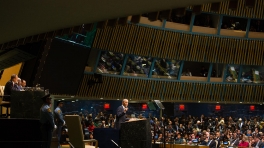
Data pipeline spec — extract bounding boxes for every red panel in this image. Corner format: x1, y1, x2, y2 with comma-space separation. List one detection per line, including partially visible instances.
250, 105, 255, 111
179, 104, 185, 111
142, 104, 148, 110
104, 103, 110, 109
215, 105, 221, 110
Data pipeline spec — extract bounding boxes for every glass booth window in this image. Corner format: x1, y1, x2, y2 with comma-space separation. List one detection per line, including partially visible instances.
194, 13, 218, 28
152, 59, 181, 79
96, 51, 124, 75
168, 10, 192, 25
221, 16, 247, 31
225, 65, 239, 83
123, 55, 152, 77
210, 63, 225, 82
241, 66, 264, 83
250, 20, 264, 32
181, 61, 210, 81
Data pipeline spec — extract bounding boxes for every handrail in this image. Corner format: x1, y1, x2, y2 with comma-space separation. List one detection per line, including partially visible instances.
68, 142, 75, 148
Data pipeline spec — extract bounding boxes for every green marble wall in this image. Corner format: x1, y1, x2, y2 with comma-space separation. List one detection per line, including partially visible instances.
11, 91, 44, 119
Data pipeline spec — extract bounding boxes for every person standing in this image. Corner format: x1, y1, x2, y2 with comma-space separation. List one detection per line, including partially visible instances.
40, 94, 56, 148
54, 101, 65, 148
114, 99, 129, 129
3, 74, 19, 101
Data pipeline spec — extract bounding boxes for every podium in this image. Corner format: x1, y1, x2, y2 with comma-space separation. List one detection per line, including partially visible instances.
120, 119, 152, 148
10, 90, 44, 118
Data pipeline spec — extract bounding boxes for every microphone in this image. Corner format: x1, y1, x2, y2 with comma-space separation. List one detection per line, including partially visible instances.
111, 139, 121, 148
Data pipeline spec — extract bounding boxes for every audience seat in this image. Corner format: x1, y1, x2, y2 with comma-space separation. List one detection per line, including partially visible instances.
65, 115, 98, 148
0, 86, 10, 118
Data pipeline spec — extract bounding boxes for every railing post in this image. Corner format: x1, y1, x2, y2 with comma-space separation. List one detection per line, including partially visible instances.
207, 63, 213, 82
120, 55, 128, 75
189, 14, 196, 32
149, 58, 157, 78
162, 19, 167, 29
222, 65, 228, 82
238, 65, 243, 83
217, 15, 223, 35
245, 19, 251, 38
177, 61, 184, 80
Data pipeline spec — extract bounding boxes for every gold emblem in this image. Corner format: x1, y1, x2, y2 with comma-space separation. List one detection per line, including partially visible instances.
47, 108, 51, 112
57, 110, 61, 114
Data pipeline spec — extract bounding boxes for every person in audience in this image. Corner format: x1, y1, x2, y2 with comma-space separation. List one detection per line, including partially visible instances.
114, 99, 129, 129
254, 134, 264, 147
54, 101, 65, 148
238, 136, 249, 147
3, 74, 19, 101
88, 122, 96, 132
40, 94, 56, 148
185, 69, 192, 76
60, 129, 69, 145
255, 20, 263, 32
200, 67, 208, 77
175, 133, 184, 144
204, 15, 213, 28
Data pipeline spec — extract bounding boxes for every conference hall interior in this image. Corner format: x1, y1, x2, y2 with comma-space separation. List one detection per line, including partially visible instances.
1, 0, 264, 148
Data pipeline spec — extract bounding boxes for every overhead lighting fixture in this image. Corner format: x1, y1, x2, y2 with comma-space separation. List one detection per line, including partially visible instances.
117, 99, 119, 100
72, 101, 75, 102
76, 99, 78, 101
239, 102, 242, 103
62, 99, 65, 100
216, 102, 219, 103
198, 101, 200, 103
100, 98, 103, 99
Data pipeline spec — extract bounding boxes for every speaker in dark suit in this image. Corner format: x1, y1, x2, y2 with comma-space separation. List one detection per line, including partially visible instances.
114, 99, 129, 130
3, 74, 19, 101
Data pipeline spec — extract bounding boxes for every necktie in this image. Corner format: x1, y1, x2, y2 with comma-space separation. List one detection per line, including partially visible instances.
207, 140, 212, 146
256, 141, 260, 148
231, 139, 236, 146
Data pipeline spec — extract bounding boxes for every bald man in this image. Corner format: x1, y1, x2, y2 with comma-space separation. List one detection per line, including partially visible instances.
114, 99, 129, 129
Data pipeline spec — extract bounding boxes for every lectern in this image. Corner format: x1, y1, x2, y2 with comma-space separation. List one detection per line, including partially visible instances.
11, 90, 44, 118
120, 119, 152, 148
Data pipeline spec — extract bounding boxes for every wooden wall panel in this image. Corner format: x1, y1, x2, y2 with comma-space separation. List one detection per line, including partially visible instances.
77, 74, 264, 103
92, 24, 264, 65
189, 0, 264, 19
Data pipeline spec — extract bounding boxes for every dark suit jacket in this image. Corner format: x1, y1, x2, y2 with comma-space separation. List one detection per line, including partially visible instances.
3, 81, 19, 101
114, 105, 127, 129
207, 140, 216, 148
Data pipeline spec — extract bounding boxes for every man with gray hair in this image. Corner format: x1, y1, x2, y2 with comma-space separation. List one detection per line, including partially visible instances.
114, 99, 129, 129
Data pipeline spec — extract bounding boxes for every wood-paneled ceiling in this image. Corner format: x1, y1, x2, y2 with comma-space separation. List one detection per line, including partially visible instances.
0, 0, 225, 44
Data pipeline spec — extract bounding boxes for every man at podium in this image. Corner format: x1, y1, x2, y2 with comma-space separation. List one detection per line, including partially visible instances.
114, 99, 129, 129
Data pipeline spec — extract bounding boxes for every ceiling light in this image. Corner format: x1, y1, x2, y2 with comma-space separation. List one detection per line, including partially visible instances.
239, 102, 242, 103
216, 102, 219, 103
72, 101, 75, 102
198, 101, 200, 103
62, 99, 64, 100
100, 98, 103, 99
